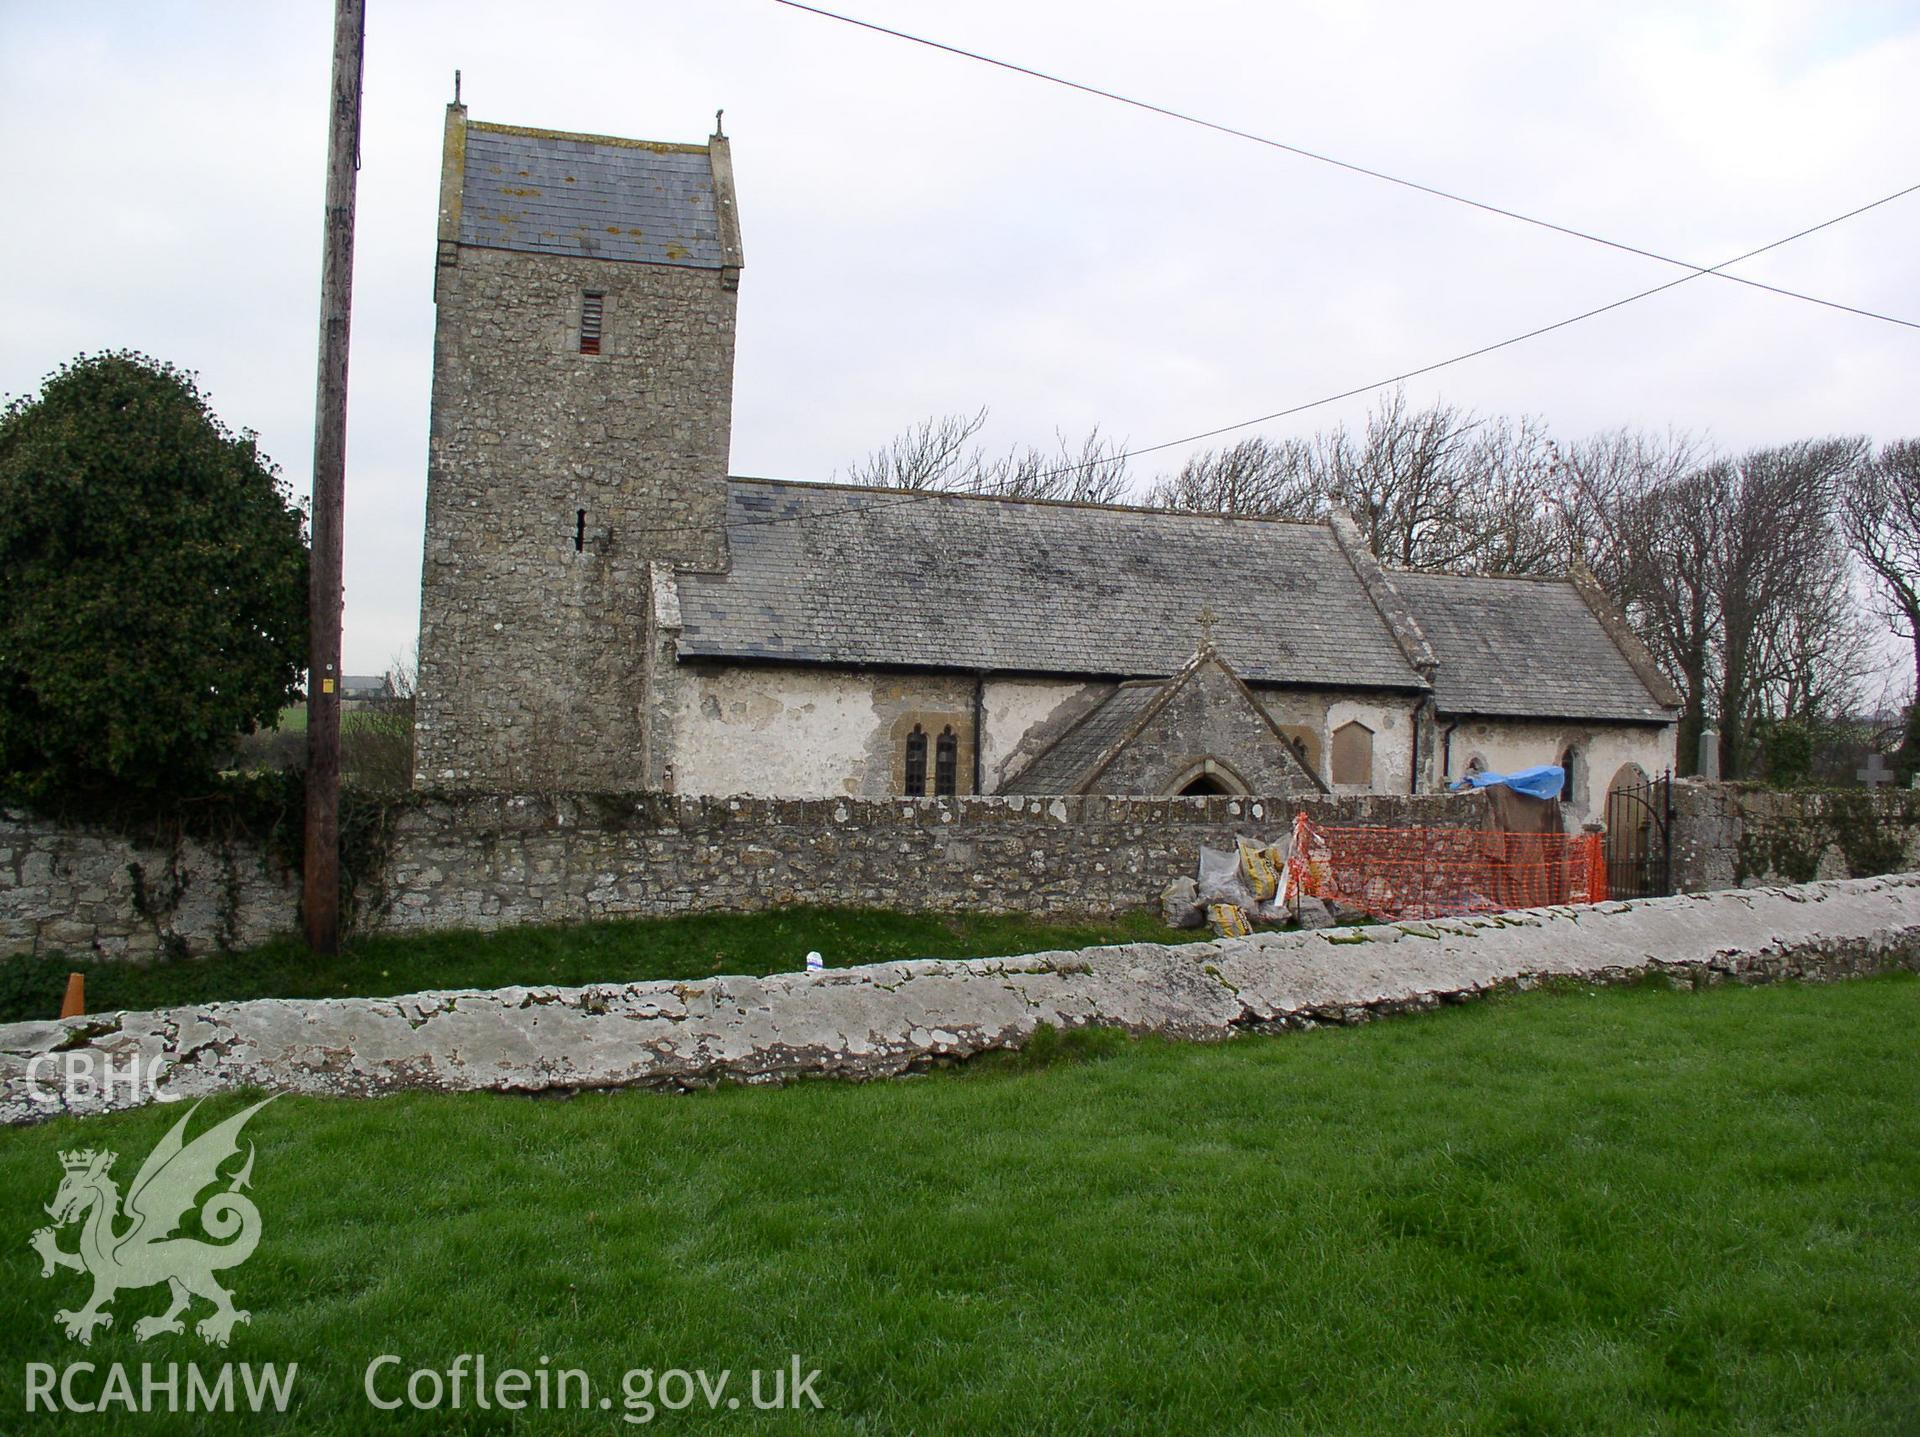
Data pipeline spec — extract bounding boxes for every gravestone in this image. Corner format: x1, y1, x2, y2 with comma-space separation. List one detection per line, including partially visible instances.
1697, 727, 1721, 781
1857, 752, 1894, 788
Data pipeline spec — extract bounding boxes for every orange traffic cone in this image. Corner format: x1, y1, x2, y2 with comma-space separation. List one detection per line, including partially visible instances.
59, 973, 85, 1019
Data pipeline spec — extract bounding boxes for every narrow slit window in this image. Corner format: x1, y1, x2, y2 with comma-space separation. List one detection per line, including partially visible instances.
574, 509, 586, 552
904, 725, 928, 796
579, 292, 604, 355
934, 726, 958, 797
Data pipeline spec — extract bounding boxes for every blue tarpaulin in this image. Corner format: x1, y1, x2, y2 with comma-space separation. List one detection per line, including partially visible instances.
1449, 764, 1565, 801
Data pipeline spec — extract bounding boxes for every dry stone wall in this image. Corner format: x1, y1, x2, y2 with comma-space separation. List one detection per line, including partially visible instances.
0, 810, 295, 962
7, 872, 1916, 1125
377, 791, 1458, 932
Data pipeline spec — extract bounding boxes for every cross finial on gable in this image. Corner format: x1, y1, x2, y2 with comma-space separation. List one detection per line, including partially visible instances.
1197, 604, 1218, 647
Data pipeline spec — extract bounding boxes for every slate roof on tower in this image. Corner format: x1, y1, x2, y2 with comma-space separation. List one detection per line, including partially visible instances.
457, 122, 727, 268
676, 480, 1429, 690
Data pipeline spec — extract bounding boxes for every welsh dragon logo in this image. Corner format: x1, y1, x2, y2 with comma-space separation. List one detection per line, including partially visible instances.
29, 1097, 274, 1347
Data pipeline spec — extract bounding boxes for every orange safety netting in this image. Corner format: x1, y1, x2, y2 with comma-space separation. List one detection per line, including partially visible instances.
1285, 812, 1608, 922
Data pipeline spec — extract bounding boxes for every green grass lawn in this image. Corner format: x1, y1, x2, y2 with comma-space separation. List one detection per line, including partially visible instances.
268, 705, 391, 734
0, 907, 1195, 1023
3, 975, 1916, 1434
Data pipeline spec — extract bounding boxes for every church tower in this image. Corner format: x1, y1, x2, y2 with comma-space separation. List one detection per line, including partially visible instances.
413, 103, 743, 790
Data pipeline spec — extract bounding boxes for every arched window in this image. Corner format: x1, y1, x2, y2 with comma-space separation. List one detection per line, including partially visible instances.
1331, 720, 1374, 787
1558, 745, 1578, 803
1464, 753, 1488, 778
934, 726, 959, 797
904, 724, 928, 796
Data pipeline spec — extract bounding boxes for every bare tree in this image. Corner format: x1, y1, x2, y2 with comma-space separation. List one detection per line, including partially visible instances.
1842, 438, 1920, 770
385, 641, 418, 700
1314, 390, 1491, 570
1144, 435, 1319, 517
1712, 440, 1868, 776
987, 424, 1134, 503
1147, 390, 1564, 575
844, 409, 992, 491
1450, 412, 1565, 576
844, 410, 1132, 504
1553, 427, 1705, 601
1563, 436, 1870, 776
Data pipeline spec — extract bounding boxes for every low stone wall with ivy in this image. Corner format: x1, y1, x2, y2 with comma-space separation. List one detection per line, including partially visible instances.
0, 808, 299, 961
2, 791, 1467, 961
1671, 781, 1920, 892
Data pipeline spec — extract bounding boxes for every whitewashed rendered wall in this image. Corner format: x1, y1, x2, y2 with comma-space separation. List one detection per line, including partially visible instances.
668, 664, 1431, 800
979, 678, 1110, 791
1438, 718, 1677, 825
669, 666, 982, 798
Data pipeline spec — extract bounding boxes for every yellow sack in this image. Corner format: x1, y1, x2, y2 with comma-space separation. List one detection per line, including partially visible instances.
1207, 903, 1253, 938
1237, 838, 1279, 902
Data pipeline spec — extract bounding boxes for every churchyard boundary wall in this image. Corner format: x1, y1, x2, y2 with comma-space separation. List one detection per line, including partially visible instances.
4, 784, 1919, 963
1670, 781, 1920, 893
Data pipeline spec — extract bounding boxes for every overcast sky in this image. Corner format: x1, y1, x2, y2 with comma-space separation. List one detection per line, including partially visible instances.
3, 1, 1916, 674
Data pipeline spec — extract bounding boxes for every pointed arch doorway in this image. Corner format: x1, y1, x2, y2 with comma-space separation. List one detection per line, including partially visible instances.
1168, 758, 1250, 797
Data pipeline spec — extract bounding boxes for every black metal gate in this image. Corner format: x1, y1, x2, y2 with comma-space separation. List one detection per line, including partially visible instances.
1603, 769, 1673, 899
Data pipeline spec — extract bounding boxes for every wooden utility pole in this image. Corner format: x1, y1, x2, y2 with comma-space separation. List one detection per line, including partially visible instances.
304, 0, 366, 955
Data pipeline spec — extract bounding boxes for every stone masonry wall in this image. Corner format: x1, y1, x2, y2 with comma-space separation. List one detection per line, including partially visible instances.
13, 781, 1917, 964
1078, 659, 1320, 797
1, 793, 1469, 962
0, 810, 296, 962
414, 241, 738, 793
1671, 780, 1920, 892
376, 791, 1458, 934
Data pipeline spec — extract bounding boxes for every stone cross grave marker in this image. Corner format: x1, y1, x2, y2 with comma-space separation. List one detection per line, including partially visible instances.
1857, 752, 1894, 788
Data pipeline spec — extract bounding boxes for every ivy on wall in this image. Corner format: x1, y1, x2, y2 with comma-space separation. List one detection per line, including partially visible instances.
6, 770, 413, 956
1733, 788, 1920, 886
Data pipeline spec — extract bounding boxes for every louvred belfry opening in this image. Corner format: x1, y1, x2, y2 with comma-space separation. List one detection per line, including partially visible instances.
579, 292, 604, 354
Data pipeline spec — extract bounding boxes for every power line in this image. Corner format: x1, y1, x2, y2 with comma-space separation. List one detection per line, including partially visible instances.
770, 0, 1920, 334
692, 176, 1920, 537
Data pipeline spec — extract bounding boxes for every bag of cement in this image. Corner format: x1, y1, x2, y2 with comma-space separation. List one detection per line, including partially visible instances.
1197, 846, 1254, 909
1237, 838, 1280, 902
1207, 902, 1253, 939
1245, 834, 1296, 921
1159, 875, 1205, 929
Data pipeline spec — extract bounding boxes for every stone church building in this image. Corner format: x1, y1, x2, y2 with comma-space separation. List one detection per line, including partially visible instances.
415, 105, 1680, 824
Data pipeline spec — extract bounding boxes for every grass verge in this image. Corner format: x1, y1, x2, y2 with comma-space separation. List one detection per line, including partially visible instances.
0, 907, 1196, 1022
2, 975, 1916, 1433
